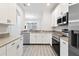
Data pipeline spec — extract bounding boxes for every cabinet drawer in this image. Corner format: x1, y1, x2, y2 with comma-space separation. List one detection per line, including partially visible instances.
60, 38, 68, 56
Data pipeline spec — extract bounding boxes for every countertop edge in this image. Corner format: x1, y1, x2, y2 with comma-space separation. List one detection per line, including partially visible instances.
0, 35, 22, 48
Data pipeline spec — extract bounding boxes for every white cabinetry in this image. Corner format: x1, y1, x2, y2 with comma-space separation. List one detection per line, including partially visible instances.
0, 3, 16, 25
0, 36, 23, 56
36, 33, 42, 44
16, 37, 23, 56
51, 3, 68, 27
30, 33, 37, 44
0, 4, 8, 24
7, 4, 16, 25
52, 4, 61, 27
60, 4, 68, 15
6, 40, 18, 56
52, 10, 57, 27
6, 38, 23, 56
6, 37, 23, 56
41, 33, 52, 44
30, 33, 52, 44
60, 37, 68, 56
0, 46, 6, 56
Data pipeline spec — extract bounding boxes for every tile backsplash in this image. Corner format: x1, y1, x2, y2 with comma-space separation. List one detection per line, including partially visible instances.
53, 25, 68, 31
0, 24, 9, 33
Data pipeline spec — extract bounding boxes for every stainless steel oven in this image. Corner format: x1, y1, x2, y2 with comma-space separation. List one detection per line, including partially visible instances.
70, 30, 79, 48
52, 34, 60, 56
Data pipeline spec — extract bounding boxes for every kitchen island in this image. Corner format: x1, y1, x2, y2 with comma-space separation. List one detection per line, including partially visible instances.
21, 30, 53, 45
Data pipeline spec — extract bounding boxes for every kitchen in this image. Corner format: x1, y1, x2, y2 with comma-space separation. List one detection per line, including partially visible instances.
0, 3, 78, 56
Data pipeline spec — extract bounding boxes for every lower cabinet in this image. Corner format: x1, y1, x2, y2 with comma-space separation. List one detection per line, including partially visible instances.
60, 38, 68, 56
30, 33, 52, 44
30, 33, 37, 44
7, 40, 18, 56
16, 37, 23, 56
0, 36, 23, 56
7, 37, 23, 56
0, 46, 6, 56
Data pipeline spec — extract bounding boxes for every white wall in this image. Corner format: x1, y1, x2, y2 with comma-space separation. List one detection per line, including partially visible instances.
25, 18, 41, 30
8, 4, 25, 36
40, 11, 52, 30
24, 12, 42, 30
24, 11, 53, 31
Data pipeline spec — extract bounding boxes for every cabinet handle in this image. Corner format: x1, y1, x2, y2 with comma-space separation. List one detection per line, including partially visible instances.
11, 43, 15, 46
63, 42, 66, 44
17, 45, 19, 49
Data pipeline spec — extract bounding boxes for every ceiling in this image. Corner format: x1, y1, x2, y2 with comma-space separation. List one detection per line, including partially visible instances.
17, 3, 58, 19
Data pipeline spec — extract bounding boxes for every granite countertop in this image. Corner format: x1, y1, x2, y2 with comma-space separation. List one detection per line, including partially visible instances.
52, 31, 64, 36
60, 36, 69, 42
21, 30, 53, 33
0, 35, 21, 48
52, 31, 69, 42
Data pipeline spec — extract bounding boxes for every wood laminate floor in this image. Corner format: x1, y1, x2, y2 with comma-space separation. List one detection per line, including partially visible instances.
23, 45, 55, 56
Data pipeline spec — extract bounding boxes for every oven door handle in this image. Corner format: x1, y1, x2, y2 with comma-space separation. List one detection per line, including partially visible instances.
52, 36, 60, 42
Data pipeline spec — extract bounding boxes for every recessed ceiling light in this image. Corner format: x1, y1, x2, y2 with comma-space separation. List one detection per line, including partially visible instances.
27, 3, 30, 6
46, 3, 50, 6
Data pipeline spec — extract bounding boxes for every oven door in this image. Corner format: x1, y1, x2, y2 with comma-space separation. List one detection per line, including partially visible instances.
52, 36, 60, 44
52, 36, 60, 56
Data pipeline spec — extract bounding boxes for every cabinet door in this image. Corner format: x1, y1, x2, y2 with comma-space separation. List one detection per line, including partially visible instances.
7, 4, 16, 24
0, 3, 16, 24
60, 39, 68, 56
61, 4, 68, 15
36, 33, 42, 44
19, 37, 23, 55
36, 33, 48, 44
41, 33, 46, 44
30, 33, 37, 44
42, 33, 52, 44
0, 46, 6, 56
52, 5, 60, 27
17, 37, 23, 56
0, 3, 8, 24
51, 12, 55, 27
54, 9, 58, 27
7, 40, 17, 56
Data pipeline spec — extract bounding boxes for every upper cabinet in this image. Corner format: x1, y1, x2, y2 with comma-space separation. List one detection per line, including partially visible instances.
69, 3, 79, 21
69, 3, 79, 27
52, 8, 58, 27
7, 4, 16, 25
0, 3, 16, 25
60, 4, 68, 15
51, 3, 68, 27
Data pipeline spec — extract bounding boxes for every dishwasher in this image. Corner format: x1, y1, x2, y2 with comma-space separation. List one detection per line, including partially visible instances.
21, 31, 30, 45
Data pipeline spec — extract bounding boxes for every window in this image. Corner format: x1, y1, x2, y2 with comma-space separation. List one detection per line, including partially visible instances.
27, 22, 37, 30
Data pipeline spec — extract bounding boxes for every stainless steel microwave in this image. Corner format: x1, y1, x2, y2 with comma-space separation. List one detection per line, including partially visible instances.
57, 12, 68, 26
